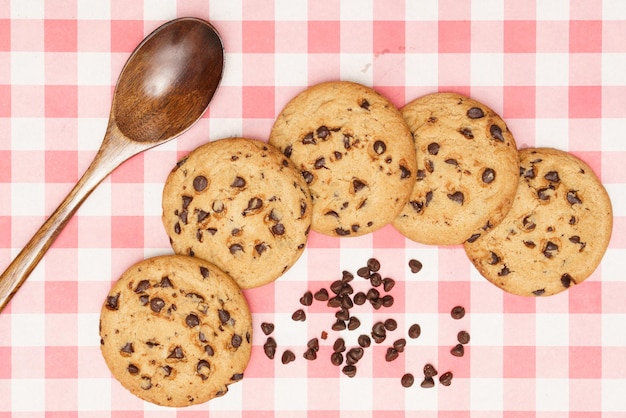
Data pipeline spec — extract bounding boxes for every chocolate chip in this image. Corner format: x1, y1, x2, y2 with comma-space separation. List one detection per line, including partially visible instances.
533, 288, 546, 296
423, 363, 438, 378
182, 195, 193, 210
281, 350, 296, 364
342, 270, 354, 282
134, 280, 150, 294
343, 134, 352, 149
445, 158, 458, 166
408, 259, 422, 273
346, 347, 364, 365
439, 371, 453, 386
544, 171, 560, 183
193, 176, 208, 192
331, 352, 344, 366
271, 223, 285, 235
425, 159, 434, 173
522, 216, 536, 230
467, 107, 485, 119
342, 365, 357, 378
490, 124, 505, 142
212, 200, 224, 213
450, 344, 465, 357
121, 342, 134, 355
561, 273, 574, 288
460, 127, 474, 139
106, 292, 120, 310
229, 176, 245, 188
314, 288, 329, 301
360, 99, 370, 110
218, 309, 231, 325
451, 306, 465, 319
347, 317, 361, 331
314, 157, 326, 169
196, 359, 210, 380
408, 323, 421, 339
335, 308, 350, 321
543, 241, 558, 258
524, 240, 536, 248
567, 190, 582, 205
393, 338, 407, 353
261, 322, 274, 336
231, 373, 244, 381
420, 377, 435, 388
427, 143, 440, 155
400, 165, 412, 179
127, 364, 139, 375
447, 191, 465, 205
231, 334, 243, 348
457, 330, 470, 344
168, 346, 185, 359
303, 348, 317, 361
162, 365, 172, 377
316, 126, 330, 140
352, 178, 367, 192
498, 265, 510, 276
283, 145, 293, 157
401, 373, 415, 388
244, 197, 263, 214
332, 319, 346, 331
185, 314, 200, 328
482, 168, 496, 184
358, 334, 371, 348
385, 347, 399, 362
383, 277, 395, 292
205, 345, 214, 356
384, 318, 398, 331
353, 291, 367, 305
381, 295, 394, 307
537, 187, 551, 201
299, 291, 313, 306
263, 339, 278, 361
372, 321, 387, 343
367, 258, 381, 272
335, 227, 351, 236
292, 309, 306, 322
374, 140, 386, 155
150, 298, 165, 313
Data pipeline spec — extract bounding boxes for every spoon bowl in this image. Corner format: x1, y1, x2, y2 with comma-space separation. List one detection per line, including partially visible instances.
0, 17, 224, 312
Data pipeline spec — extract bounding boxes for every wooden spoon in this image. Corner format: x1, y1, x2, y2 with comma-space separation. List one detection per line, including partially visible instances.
0, 17, 224, 312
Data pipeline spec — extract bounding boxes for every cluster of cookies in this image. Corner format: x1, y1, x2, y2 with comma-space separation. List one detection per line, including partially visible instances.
99, 80, 612, 407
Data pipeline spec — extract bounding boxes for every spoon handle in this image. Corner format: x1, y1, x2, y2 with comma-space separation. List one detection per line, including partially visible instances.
0, 127, 143, 313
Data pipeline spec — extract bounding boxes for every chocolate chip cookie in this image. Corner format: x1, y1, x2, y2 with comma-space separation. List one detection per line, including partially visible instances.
99, 255, 253, 406
392, 92, 520, 245
162, 137, 312, 289
269, 81, 416, 237
464, 147, 613, 296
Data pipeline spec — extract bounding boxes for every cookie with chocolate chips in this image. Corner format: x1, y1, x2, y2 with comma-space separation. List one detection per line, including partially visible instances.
464, 147, 613, 296
99, 255, 253, 406
393, 92, 520, 245
269, 81, 416, 237
162, 137, 312, 289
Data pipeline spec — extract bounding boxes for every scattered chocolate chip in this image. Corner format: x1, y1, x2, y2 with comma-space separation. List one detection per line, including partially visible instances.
300, 291, 313, 306
333, 338, 346, 353
332, 319, 346, 331
231, 373, 244, 381
457, 330, 470, 344
533, 288, 546, 296
292, 309, 306, 322
367, 258, 381, 272
382, 277, 395, 292
353, 291, 367, 305
439, 371, 453, 386
193, 176, 208, 192
330, 352, 343, 366
408, 324, 421, 339
261, 322, 275, 336
561, 273, 574, 288
335, 227, 351, 236
342, 365, 357, 378
303, 348, 317, 360
467, 107, 485, 119
401, 373, 415, 388
393, 338, 407, 353
314, 288, 329, 301
451, 306, 465, 319
409, 259, 423, 273
424, 363, 438, 378
420, 377, 435, 388
346, 347, 364, 365
450, 344, 465, 357
358, 334, 371, 348
281, 350, 296, 365
347, 317, 361, 331
385, 347, 399, 362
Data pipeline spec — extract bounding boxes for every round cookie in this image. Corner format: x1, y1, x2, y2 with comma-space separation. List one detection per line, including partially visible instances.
162, 137, 312, 289
464, 147, 613, 297
99, 255, 253, 407
392, 92, 519, 245
269, 81, 417, 237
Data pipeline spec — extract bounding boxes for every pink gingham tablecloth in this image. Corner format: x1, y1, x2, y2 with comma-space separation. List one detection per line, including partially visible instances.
1, 0, 626, 416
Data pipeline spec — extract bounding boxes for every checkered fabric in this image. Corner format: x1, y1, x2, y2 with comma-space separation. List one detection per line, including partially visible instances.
1, 0, 625, 416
